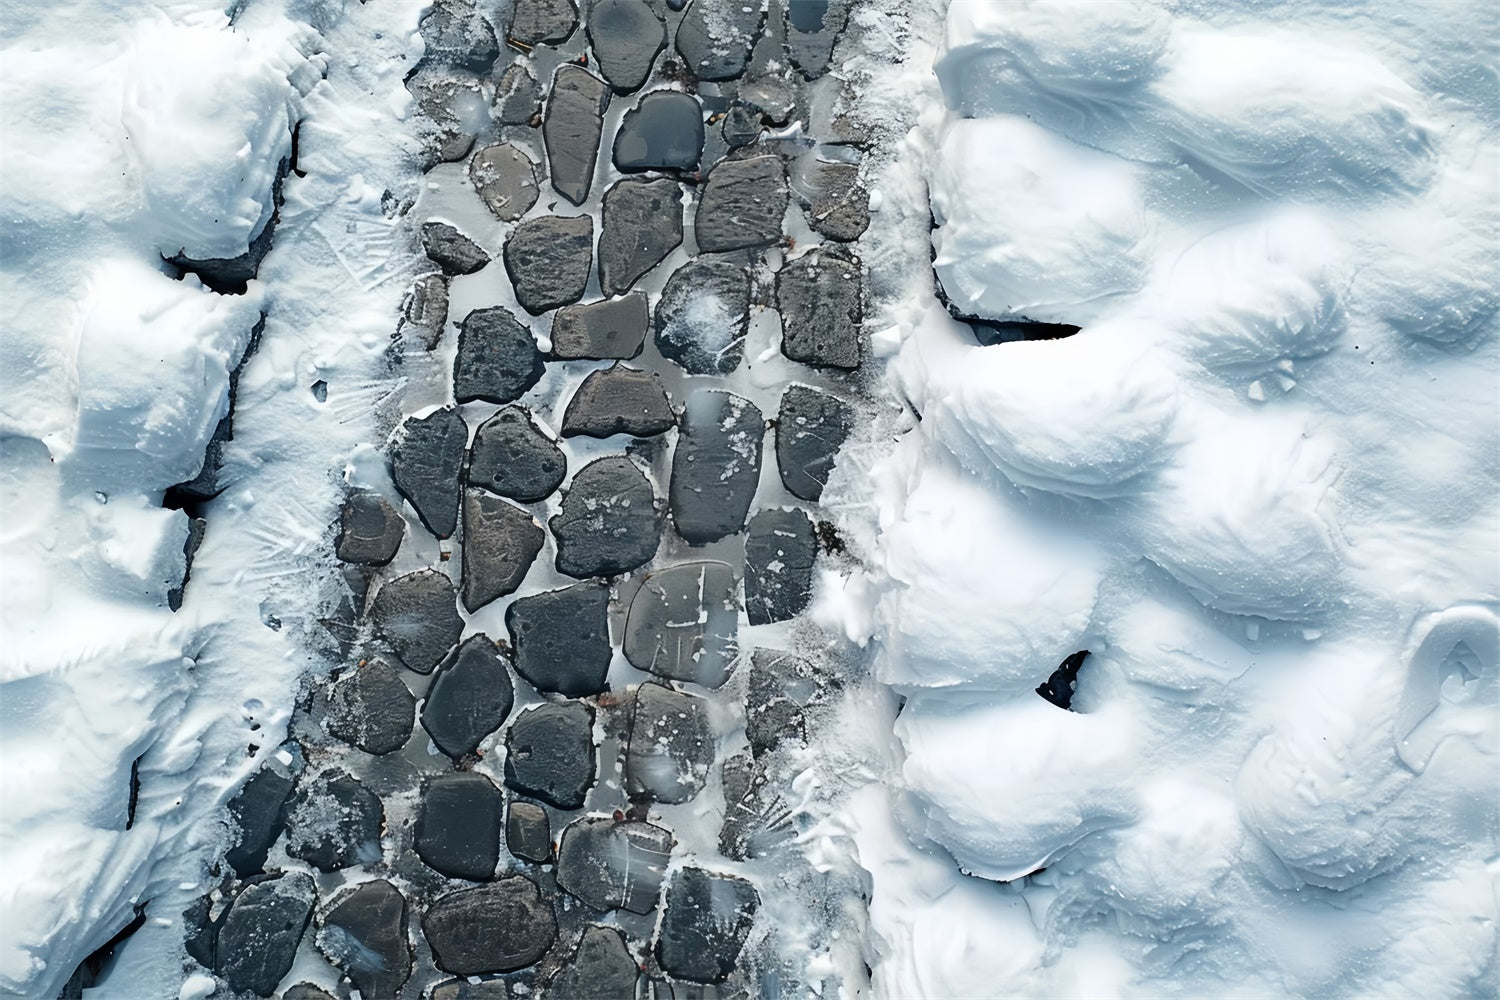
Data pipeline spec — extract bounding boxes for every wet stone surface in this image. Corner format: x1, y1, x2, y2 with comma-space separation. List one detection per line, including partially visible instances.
744, 506, 817, 625
623, 561, 739, 688
389, 406, 467, 539
422, 877, 557, 975
587, 0, 665, 93
455, 305, 546, 405
324, 657, 415, 755
544, 925, 640, 999
335, 490, 404, 566
284, 769, 384, 872
669, 389, 764, 544
415, 771, 503, 880
504, 214, 595, 314
614, 91, 704, 172
784, 0, 851, 80
655, 867, 760, 984
461, 489, 545, 611
494, 63, 541, 125
694, 154, 789, 253
421, 634, 515, 759
544, 64, 608, 205
675, 0, 765, 81
368, 568, 464, 674
598, 177, 683, 296
551, 293, 649, 360
561, 365, 675, 438
316, 878, 411, 999
467, 406, 567, 503
556, 817, 674, 914
470, 143, 540, 221
627, 683, 715, 804
777, 248, 863, 369
654, 254, 752, 375
503, 701, 596, 809
550, 456, 662, 578
506, 581, 613, 695
422, 221, 492, 276
507, 800, 553, 864
215, 872, 316, 998
775, 383, 853, 501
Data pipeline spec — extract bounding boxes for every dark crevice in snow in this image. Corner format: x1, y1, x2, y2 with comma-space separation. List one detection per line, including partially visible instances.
163, 312, 266, 512
1036, 650, 1091, 711
57, 904, 147, 1000
125, 756, 142, 830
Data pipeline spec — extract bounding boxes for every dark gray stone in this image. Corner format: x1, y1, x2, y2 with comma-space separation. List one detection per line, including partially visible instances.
284, 769, 384, 872
551, 293, 648, 360
415, 772, 503, 880
504, 215, 594, 315
413, 74, 486, 163
744, 507, 816, 626
802, 161, 869, 242
507, 800, 552, 863
390, 406, 467, 539
509, 0, 578, 44
461, 489, 545, 611
503, 702, 595, 809
777, 248, 861, 368
422, 634, 516, 759
494, 63, 541, 125
316, 879, 411, 1000
694, 154, 787, 252
325, 657, 415, 755
622, 561, 738, 688
556, 817, 674, 913
599, 177, 682, 296
424, 221, 492, 276
455, 306, 545, 405
720, 746, 794, 860
224, 751, 297, 877
336, 490, 404, 566
467, 406, 566, 503
419, 0, 500, 73
614, 91, 703, 172
785, 0, 850, 80
669, 389, 763, 543
675, 0, 765, 81
368, 568, 463, 674
506, 582, 613, 695
422, 877, 556, 975
544, 926, 639, 999
431, 980, 510, 1000
775, 384, 852, 501
470, 143, 539, 221
215, 872, 315, 997
561, 365, 674, 438
544, 65, 608, 205
399, 272, 449, 351
746, 648, 817, 755
655, 867, 758, 984
281, 985, 335, 1000
626, 684, 714, 804
550, 457, 662, 578
183, 895, 215, 969
720, 105, 760, 148
588, 0, 665, 92
654, 255, 751, 375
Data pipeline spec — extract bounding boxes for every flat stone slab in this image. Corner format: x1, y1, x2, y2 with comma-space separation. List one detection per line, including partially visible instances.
504, 215, 594, 315
655, 867, 759, 984
669, 389, 763, 544
455, 306, 545, 405
506, 582, 613, 695
561, 365, 675, 438
777, 248, 862, 368
626, 684, 714, 804
775, 384, 853, 501
325, 657, 415, 755
422, 877, 556, 975
507, 800, 552, 864
423, 221, 491, 276
368, 568, 464, 674
614, 91, 703, 173
746, 648, 819, 756
587, 0, 665, 92
544, 926, 639, 999
623, 561, 738, 688
694, 154, 788, 253
467, 406, 566, 503
556, 817, 674, 914
461, 489, 544, 611
421, 634, 516, 758
599, 177, 682, 296
317, 879, 411, 1000
550, 456, 662, 578
336, 490, 404, 566
416, 772, 503, 880
419, 0, 500, 73
508, 0, 577, 44
544, 65, 608, 205
784, 0, 851, 80
398, 272, 449, 351
504, 701, 596, 809
215, 872, 316, 998
494, 63, 540, 125
654, 255, 751, 375
675, 0, 765, 81
551, 294, 648, 360
390, 407, 467, 539
802, 160, 869, 242
744, 507, 816, 626
470, 143, 539, 221
284, 769, 384, 872
225, 751, 297, 877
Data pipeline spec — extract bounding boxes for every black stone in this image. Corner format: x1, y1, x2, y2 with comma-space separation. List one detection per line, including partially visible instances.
506, 582, 613, 696
389, 406, 468, 539
544, 926, 639, 999
622, 561, 738, 688
555, 817, 674, 913
415, 771, 503, 880
544, 65, 608, 205
494, 63, 540, 126
561, 365, 674, 438
422, 634, 516, 758
669, 389, 763, 543
1036, 650, 1090, 711
336, 491, 405, 566
470, 143, 539, 222
399, 272, 449, 351
785, 0, 850, 80
461, 489, 544, 611
551, 293, 649, 360
550, 457, 662, 578
215, 872, 316, 998
507, 800, 552, 863
503, 702, 595, 809
325, 657, 415, 755
419, 0, 500, 73
598, 177, 682, 296
281, 985, 336, 1000
509, 0, 578, 44
224, 751, 297, 877
675, 0, 765, 81
654, 255, 751, 375
455, 306, 545, 406
504, 215, 594, 315
745, 648, 816, 755
655, 867, 758, 984
777, 248, 861, 368
744, 507, 816, 625
775, 384, 853, 501
801, 161, 869, 242
368, 568, 464, 674
183, 895, 215, 969
317, 879, 411, 1000
467, 406, 566, 503
694, 154, 787, 253
614, 91, 703, 172
423, 221, 492, 277
626, 684, 714, 804
422, 877, 557, 975
284, 769, 384, 872
588, 0, 665, 92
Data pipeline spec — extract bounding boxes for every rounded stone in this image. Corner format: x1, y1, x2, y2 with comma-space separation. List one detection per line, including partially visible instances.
469, 144, 540, 222
613, 91, 703, 172
421, 877, 556, 975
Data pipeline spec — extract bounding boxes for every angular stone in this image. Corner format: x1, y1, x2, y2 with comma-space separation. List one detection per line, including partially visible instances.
504, 215, 594, 315
503, 702, 595, 809
284, 769, 384, 872
785, 0, 851, 80
543, 65, 608, 205
368, 568, 464, 674
719, 757, 793, 861
613, 91, 703, 174
507, 800, 552, 863
509, 0, 578, 45
800, 160, 869, 243
506, 582, 613, 696
336, 490, 404, 566
551, 293, 648, 360
721, 105, 760, 148
669, 389, 763, 543
494, 63, 541, 126
774, 384, 852, 501
561, 365, 674, 439
421, 634, 516, 758
467, 406, 566, 503
694, 154, 787, 253
655, 867, 759, 984
399, 272, 449, 351
461, 489, 544, 611
317, 879, 411, 1000
423, 221, 492, 276
744, 507, 816, 626
183, 895, 215, 969
544, 926, 639, 999
215, 872, 316, 998
626, 684, 714, 804
588, 0, 665, 92
550, 457, 662, 578
390, 406, 467, 539
739, 76, 795, 124
623, 561, 738, 688
325, 657, 415, 755
414, 74, 487, 163
556, 817, 674, 914
420, 0, 500, 73
455, 306, 545, 405
470, 143, 539, 221
654, 255, 751, 375
598, 178, 682, 296
675, 0, 765, 81
224, 752, 297, 877
422, 878, 556, 975
777, 248, 861, 368
746, 648, 819, 755
416, 772, 503, 880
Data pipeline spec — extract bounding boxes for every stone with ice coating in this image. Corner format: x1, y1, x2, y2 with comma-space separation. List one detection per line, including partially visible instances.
777, 247, 861, 368
675, 0, 765, 81
669, 389, 763, 543
413, 74, 487, 163
422, 877, 556, 975
421, 634, 515, 759
504, 215, 594, 315
744, 507, 816, 625
325, 657, 414, 755
284, 769, 384, 872
506, 582, 613, 696
745, 648, 821, 755
562, 365, 675, 438
336, 490, 404, 566
316, 879, 411, 1000
551, 293, 649, 360
587, 0, 665, 93
469, 143, 539, 221
509, 0, 577, 44
544, 65, 608, 205
507, 800, 552, 863
626, 683, 714, 804
613, 91, 703, 172
555, 817, 674, 914
225, 749, 297, 877
543, 925, 639, 999
655, 867, 759, 984
422, 221, 491, 276
493, 63, 540, 125
399, 272, 449, 351
455, 306, 545, 405
623, 561, 739, 688
415, 771, 503, 880
775, 383, 852, 501
598, 177, 682, 296
467, 406, 566, 503
419, 0, 500, 73
784, 0, 850, 80
368, 568, 464, 674
461, 489, 544, 610
694, 155, 788, 252
214, 872, 315, 997
802, 161, 869, 242
549, 456, 662, 578
654, 255, 751, 375
503, 701, 596, 809
390, 407, 467, 539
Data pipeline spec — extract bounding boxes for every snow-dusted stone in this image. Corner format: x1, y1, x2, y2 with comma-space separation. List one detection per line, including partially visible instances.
587, 0, 665, 92
777, 248, 861, 368
623, 561, 738, 688
455, 306, 545, 406
415, 772, 504, 880
561, 365, 675, 438
550, 456, 662, 578
509, 0, 578, 44
467, 406, 567, 502
669, 389, 763, 543
721, 105, 761, 148
422, 878, 557, 975
414, 74, 487, 162
390, 407, 467, 539
506, 582, 613, 695
745, 648, 819, 755
470, 143, 539, 221
494, 63, 541, 125
325, 657, 415, 755
801, 161, 869, 242
556, 817, 674, 914
719, 755, 789, 860
421, 634, 516, 759
654, 255, 752, 375
281, 985, 335, 1000
675, 0, 765, 80
626, 684, 714, 803
419, 0, 500, 73
784, 0, 850, 79
544, 65, 608, 205
775, 384, 852, 501
613, 91, 703, 172
368, 568, 464, 674
215, 872, 316, 998
694, 154, 787, 252
284, 769, 384, 872
744, 507, 816, 625
399, 272, 449, 351
598, 178, 682, 296
656, 868, 758, 983
461, 489, 544, 610
551, 293, 649, 360
543, 926, 639, 999
504, 215, 594, 315
336, 490, 405, 566
504, 702, 596, 809
507, 800, 552, 863
224, 751, 297, 877
317, 879, 412, 1000
423, 221, 492, 276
